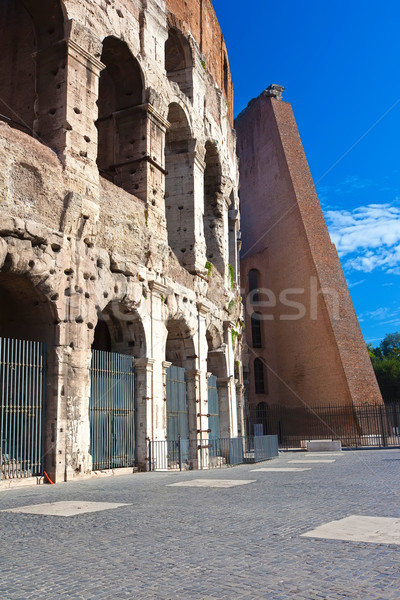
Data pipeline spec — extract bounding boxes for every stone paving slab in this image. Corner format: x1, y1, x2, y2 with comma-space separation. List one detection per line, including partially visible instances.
251, 467, 312, 472
168, 478, 256, 488
1, 500, 130, 517
1, 449, 400, 599
302, 515, 400, 545
289, 459, 336, 463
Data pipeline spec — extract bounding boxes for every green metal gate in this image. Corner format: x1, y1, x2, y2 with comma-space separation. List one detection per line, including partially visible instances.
208, 374, 220, 439
89, 350, 136, 470
166, 365, 189, 442
0, 337, 45, 480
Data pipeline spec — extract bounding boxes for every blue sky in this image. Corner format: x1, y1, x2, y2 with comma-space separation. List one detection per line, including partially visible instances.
213, 0, 400, 346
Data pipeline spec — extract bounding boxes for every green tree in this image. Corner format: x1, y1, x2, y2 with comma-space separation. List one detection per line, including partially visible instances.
368, 332, 400, 403
380, 331, 400, 358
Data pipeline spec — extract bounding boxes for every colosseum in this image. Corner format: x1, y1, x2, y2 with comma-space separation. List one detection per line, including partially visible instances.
0, 0, 244, 484
0, 0, 382, 487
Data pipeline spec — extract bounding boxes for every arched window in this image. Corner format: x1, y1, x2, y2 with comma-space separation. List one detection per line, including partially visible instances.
204, 141, 224, 275
96, 37, 145, 197
251, 312, 262, 348
165, 28, 193, 99
254, 359, 267, 394
165, 103, 195, 272
248, 269, 260, 303
0, 0, 66, 152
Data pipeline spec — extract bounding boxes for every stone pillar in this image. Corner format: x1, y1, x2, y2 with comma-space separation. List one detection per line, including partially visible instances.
221, 320, 239, 438
217, 377, 232, 438
135, 358, 155, 470
47, 340, 92, 483
192, 151, 207, 273
62, 37, 105, 196
236, 383, 245, 437
35, 22, 105, 196
150, 281, 169, 441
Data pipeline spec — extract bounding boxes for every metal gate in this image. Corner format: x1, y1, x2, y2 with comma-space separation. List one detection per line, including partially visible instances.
208, 374, 220, 439
89, 350, 136, 470
0, 337, 45, 480
166, 365, 189, 442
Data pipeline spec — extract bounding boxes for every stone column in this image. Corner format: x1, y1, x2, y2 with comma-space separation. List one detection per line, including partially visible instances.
62, 37, 105, 196
236, 383, 245, 437
217, 377, 232, 438
150, 281, 169, 442
192, 151, 207, 273
135, 358, 155, 471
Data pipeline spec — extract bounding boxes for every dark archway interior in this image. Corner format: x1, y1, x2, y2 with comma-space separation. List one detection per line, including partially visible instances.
166, 318, 196, 369
0, 273, 55, 344
165, 103, 195, 270
96, 37, 145, 197
204, 141, 224, 275
0, 0, 65, 147
92, 301, 146, 358
165, 28, 193, 99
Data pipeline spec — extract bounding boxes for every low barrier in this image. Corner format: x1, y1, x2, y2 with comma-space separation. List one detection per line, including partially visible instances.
148, 435, 278, 471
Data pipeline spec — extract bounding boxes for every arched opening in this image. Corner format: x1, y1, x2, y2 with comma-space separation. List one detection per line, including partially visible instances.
248, 268, 260, 303
251, 312, 263, 348
165, 103, 195, 272
165, 28, 193, 99
204, 141, 225, 275
96, 37, 146, 198
165, 319, 196, 444
89, 302, 146, 470
254, 358, 267, 394
206, 326, 226, 441
0, 0, 66, 151
92, 301, 146, 358
0, 273, 56, 480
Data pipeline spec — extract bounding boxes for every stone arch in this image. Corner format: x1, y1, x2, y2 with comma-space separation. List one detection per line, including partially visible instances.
0, 0, 66, 151
204, 141, 225, 275
96, 36, 146, 198
165, 103, 196, 272
0, 271, 58, 479
165, 27, 193, 99
92, 300, 147, 358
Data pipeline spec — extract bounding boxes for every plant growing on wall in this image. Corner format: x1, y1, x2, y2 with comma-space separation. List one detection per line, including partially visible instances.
228, 264, 234, 289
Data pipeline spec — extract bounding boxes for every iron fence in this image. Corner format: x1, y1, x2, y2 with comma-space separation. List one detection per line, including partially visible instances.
89, 350, 136, 470
148, 435, 279, 471
246, 402, 400, 449
0, 337, 45, 480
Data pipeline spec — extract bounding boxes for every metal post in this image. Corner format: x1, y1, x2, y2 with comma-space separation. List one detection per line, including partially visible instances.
178, 435, 182, 471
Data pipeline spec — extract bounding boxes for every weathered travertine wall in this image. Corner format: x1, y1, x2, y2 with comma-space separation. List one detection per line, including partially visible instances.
0, 0, 243, 483
236, 86, 382, 413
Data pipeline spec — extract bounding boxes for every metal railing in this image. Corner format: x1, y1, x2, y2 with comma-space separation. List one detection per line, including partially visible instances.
0, 337, 45, 480
148, 435, 279, 471
246, 403, 400, 449
89, 350, 136, 470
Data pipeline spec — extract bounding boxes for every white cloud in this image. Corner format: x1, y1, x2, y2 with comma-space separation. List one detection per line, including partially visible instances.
325, 202, 400, 274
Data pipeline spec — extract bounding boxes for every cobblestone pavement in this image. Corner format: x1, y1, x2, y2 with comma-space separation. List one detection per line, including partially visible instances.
1, 449, 400, 599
